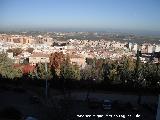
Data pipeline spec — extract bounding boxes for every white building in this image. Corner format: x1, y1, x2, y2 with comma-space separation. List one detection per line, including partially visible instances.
147, 45, 154, 53
129, 42, 133, 51
155, 45, 160, 52
132, 44, 138, 52
29, 52, 50, 65
7, 52, 14, 59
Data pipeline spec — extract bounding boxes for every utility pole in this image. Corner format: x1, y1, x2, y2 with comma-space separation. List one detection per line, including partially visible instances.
136, 50, 142, 105
45, 61, 48, 99
156, 95, 160, 120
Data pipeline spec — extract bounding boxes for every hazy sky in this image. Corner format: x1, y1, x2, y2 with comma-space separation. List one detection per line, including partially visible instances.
0, 0, 160, 32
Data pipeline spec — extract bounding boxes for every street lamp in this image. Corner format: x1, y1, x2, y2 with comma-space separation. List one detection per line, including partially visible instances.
45, 61, 48, 99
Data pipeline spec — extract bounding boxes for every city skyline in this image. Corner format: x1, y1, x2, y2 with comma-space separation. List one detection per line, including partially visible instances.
0, 0, 160, 33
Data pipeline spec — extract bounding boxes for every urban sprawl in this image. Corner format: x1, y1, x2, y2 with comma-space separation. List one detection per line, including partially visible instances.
0, 32, 160, 69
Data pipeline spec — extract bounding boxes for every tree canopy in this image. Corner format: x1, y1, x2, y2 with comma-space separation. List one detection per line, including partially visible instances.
60, 54, 81, 80
0, 52, 22, 79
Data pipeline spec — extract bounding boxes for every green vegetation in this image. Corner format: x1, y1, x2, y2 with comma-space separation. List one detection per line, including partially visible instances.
0, 51, 159, 90
60, 55, 81, 80
34, 63, 53, 80
6, 48, 23, 56
83, 54, 160, 89
26, 48, 34, 53
0, 52, 22, 79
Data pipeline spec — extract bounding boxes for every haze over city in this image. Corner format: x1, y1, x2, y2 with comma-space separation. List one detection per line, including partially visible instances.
0, 0, 160, 34
0, 1, 160, 120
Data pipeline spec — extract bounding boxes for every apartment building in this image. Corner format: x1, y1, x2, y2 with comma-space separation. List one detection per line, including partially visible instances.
70, 54, 86, 69
29, 52, 50, 66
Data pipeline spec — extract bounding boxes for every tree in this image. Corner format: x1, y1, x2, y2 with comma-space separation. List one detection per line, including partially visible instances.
23, 58, 29, 64
144, 62, 160, 88
94, 58, 105, 81
122, 56, 135, 71
26, 48, 34, 53
85, 58, 94, 65
7, 48, 22, 56
102, 62, 111, 84
80, 65, 92, 80
35, 63, 53, 80
49, 52, 65, 76
81, 58, 105, 81
109, 68, 117, 81
6, 49, 13, 53
60, 54, 81, 80
133, 50, 143, 105
120, 56, 136, 85
0, 52, 22, 79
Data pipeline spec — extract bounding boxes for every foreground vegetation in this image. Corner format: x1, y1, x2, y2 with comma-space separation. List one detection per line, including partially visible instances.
0, 52, 160, 93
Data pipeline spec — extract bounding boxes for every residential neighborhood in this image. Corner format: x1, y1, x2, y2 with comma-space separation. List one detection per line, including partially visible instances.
0, 32, 159, 71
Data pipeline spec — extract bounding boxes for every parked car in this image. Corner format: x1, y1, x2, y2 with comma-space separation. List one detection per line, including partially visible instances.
24, 116, 38, 120
102, 100, 112, 110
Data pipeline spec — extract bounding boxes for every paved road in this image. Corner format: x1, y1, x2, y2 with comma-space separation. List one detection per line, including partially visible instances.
0, 90, 55, 120
52, 91, 158, 105
0, 87, 158, 120
51, 91, 158, 120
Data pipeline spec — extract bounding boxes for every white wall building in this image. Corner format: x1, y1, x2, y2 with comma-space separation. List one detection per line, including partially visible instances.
155, 45, 160, 52
147, 45, 154, 53
132, 44, 138, 52
7, 52, 14, 59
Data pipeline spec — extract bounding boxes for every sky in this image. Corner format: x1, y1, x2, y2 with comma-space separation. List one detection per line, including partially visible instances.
0, 0, 160, 32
